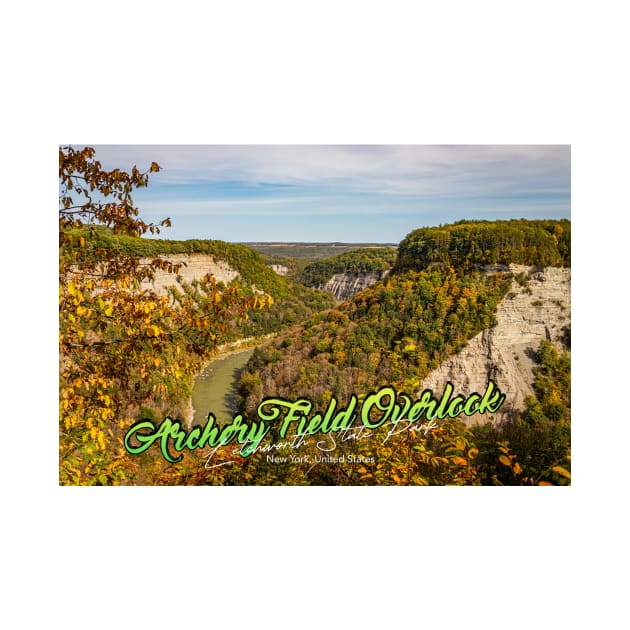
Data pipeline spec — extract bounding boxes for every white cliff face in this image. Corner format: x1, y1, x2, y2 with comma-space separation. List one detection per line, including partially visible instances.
421, 265, 571, 425
320, 270, 391, 301
140, 254, 239, 295
268, 264, 289, 276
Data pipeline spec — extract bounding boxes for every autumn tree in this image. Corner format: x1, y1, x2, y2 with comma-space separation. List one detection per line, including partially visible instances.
59, 146, 266, 485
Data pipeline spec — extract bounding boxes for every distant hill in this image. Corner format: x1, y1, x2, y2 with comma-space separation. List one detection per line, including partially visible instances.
244, 242, 397, 262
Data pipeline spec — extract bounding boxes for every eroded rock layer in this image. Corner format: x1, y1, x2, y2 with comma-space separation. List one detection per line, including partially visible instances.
420, 265, 571, 424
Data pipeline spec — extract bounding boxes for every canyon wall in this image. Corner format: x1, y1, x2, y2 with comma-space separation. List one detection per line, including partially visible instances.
268, 264, 289, 276
421, 265, 571, 425
140, 254, 239, 295
320, 270, 391, 301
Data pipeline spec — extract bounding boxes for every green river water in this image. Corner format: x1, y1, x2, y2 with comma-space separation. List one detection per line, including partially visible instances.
191, 348, 255, 425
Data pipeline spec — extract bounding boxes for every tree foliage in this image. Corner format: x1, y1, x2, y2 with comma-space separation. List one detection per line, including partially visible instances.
395, 219, 571, 272
60, 157, 571, 487
59, 146, 266, 485
225, 338, 570, 487
296, 247, 397, 288
223, 219, 572, 486
66, 224, 336, 339
470, 340, 571, 485
238, 267, 510, 416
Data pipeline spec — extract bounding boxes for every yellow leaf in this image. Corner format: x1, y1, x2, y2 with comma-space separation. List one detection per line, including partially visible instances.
551, 465, 571, 479
68, 280, 76, 296
513, 462, 523, 475
498, 455, 512, 467
538, 481, 554, 486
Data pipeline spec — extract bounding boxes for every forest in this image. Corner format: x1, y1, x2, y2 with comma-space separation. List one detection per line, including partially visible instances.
238, 267, 510, 416
227, 338, 570, 486
396, 219, 570, 272
59, 146, 570, 486
65, 224, 336, 340
232, 218, 571, 485
295, 247, 397, 287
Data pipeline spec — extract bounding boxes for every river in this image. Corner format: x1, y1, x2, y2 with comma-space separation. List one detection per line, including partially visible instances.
191, 347, 255, 425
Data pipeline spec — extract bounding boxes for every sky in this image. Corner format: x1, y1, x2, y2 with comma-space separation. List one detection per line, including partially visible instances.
88, 145, 570, 243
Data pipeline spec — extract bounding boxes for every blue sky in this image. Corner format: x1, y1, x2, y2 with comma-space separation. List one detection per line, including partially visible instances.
89, 145, 570, 243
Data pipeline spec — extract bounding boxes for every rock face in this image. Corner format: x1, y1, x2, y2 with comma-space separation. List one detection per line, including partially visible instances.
420, 265, 571, 425
320, 270, 390, 301
141, 254, 239, 295
268, 264, 289, 276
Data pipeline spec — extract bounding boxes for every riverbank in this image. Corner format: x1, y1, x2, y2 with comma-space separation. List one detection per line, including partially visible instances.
214, 333, 275, 359
188, 333, 275, 425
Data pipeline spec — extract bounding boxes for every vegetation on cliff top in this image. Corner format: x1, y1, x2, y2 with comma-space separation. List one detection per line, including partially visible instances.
66, 224, 336, 341
296, 247, 397, 288
396, 219, 570, 272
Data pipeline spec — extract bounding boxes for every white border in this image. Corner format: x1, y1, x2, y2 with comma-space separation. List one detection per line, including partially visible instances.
5, 1, 627, 628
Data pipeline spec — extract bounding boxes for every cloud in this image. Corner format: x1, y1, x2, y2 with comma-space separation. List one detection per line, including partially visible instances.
88, 144, 570, 197
80, 145, 569, 241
